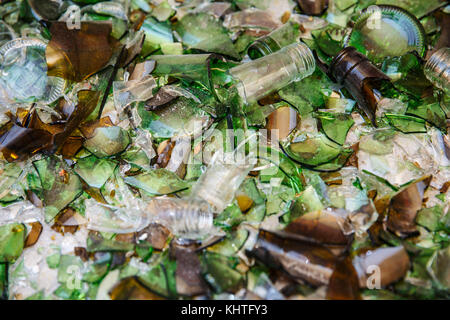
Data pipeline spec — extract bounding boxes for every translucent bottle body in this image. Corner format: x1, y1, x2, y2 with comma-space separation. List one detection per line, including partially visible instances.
247, 21, 300, 60
86, 197, 215, 240
228, 42, 316, 104
146, 198, 215, 240
0, 38, 66, 106
424, 47, 450, 95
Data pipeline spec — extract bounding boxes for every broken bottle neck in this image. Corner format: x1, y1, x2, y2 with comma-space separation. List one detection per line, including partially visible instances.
246, 21, 300, 60
229, 42, 316, 105
329, 46, 396, 126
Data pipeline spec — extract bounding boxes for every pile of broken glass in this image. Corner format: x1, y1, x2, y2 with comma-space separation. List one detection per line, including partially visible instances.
0, 0, 449, 300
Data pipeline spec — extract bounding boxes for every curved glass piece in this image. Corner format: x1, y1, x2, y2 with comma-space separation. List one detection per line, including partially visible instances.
424, 47, 450, 95
0, 38, 65, 105
0, 20, 15, 48
280, 131, 353, 171
345, 5, 426, 63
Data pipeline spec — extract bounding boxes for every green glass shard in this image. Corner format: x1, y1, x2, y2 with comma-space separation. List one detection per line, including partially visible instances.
0, 223, 25, 263
141, 17, 173, 57
385, 114, 427, 133
84, 126, 131, 158
33, 157, 83, 222
208, 228, 249, 256
174, 13, 239, 59
74, 155, 118, 189
316, 111, 355, 144
123, 168, 189, 196
201, 252, 244, 293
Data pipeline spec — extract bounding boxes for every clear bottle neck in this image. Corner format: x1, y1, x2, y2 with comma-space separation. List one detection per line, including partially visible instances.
424, 47, 450, 94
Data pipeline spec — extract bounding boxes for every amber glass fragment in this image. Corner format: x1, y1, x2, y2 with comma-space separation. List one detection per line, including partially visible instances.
79, 117, 114, 139
27, 112, 65, 136
0, 124, 53, 162
297, 0, 328, 15
24, 222, 43, 248
110, 277, 165, 300
136, 223, 171, 251
156, 139, 175, 168
60, 136, 84, 159
326, 255, 361, 300
46, 21, 117, 82
53, 90, 100, 148
386, 175, 432, 238
285, 210, 351, 245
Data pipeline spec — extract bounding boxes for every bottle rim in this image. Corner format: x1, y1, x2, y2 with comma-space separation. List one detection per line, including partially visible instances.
344, 5, 427, 59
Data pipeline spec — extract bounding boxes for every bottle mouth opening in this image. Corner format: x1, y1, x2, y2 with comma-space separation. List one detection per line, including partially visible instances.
247, 41, 272, 60
343, 5, 427, 60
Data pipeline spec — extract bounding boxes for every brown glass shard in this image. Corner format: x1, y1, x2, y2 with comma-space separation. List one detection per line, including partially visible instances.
344, 143, 359, 168
24, 222, 43, 248
53, 90, 101, 148
74, 247, 89, 262
266, 106, 299, 142
429, 11, 450, 56
284, 209, 351, 245
296, 0, 328, 16
247, 230, 337, 286
46, 21, 117, 82
136, 223, 171, 251
115, 233, 137, 244
0, 124, 53, 162
52, 208, 81, 235
326, 255, 361, 300
171, 243, 208, 296
386, 175, 432, 238
110, 277, 165, 300
27, 112, 65, 136
156, 139, 176, 169
354, 246, 410, 288
330, 47, 391, 126
79, 116, 114, 139
59, 136, 84, 158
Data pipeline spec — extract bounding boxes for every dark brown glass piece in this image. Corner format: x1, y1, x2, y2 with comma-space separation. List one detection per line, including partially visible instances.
284, 210, 351, 245
110, 277, 165, 300
79, 117, 114, 139
171, 243, 208, 296
53, 90, 100, 149
247, 230, 337, 286
156, 140, 176, 168
430, 11, 450, 56
266, 106, 299, 142
52, 208, 80, 235
326, 255, 361, 300
0, 124, 53, 162
330, 47, 391, 126
386, 175, 432, 238
46, 21, 117, 82
296, 0, 328, 15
